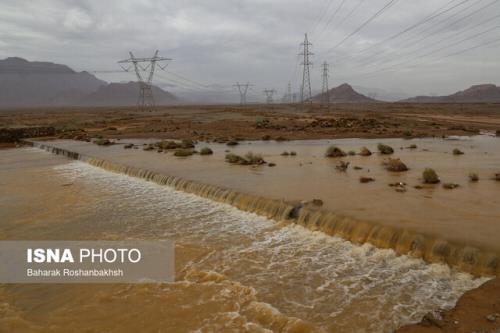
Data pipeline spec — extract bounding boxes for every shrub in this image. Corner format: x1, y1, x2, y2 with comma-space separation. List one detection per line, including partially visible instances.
244, 152, 265, 165
452, 148, 464, 155
423, 168, 440, 184
443, 183, 459, 190
268, 163, 276, 167
403, 130, 412, 137
359, 176, 375, 183
143, 144, 155, 151
94, 138, 113, 146
469, 173, 479, 182
408, 144, 417, 149
262, 134, 271, 141
225, 152, 265, 165
290, 151, 297, 156
325, 145, 346, 158
174, 149, 194, 157
335, 160, 350, 172
157, 140, 180, 149
378, 143, 394, 155
348, 150, 356, 156
124, 143, 134, 149
181, 139, 195, 149
227, 140, 239, 146
359, 147, 372, 156
226, 153, 246, 164
496, 130, 500, 137
495, 173, 500, 181
199, 147, 213, 155
384, 158, 408, 172
281, 151, 290, 156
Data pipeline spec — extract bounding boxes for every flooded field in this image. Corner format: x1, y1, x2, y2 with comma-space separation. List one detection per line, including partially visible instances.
0, 147, 489, 332
31, 135, 500, 254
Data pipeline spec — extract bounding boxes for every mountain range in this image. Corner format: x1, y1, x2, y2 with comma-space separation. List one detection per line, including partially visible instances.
0, 57, 177, 107
1, 57, 499, 107
400, 84, 500, 103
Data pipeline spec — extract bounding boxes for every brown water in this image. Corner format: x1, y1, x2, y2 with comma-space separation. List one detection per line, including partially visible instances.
0, 147, 489, 332
32, 135, 500, 252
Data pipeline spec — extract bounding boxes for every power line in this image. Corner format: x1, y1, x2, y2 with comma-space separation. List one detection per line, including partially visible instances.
315, 0, 348, 41
310, 0, 337, 36
332, 0, 368, 33
322, 0, 400, 55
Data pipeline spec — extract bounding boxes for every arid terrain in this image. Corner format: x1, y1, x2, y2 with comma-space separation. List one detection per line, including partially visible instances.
1, 103, 499, 145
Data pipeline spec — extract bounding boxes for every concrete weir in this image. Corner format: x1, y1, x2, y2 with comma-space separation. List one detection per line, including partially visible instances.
28, 140, 500, 277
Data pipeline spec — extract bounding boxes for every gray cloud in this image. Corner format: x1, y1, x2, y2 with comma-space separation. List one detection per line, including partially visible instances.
0, 0, 499, 99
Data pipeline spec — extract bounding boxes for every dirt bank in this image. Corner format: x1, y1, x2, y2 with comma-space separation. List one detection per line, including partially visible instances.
1, 103, 499, 142
397, 278, 500, 333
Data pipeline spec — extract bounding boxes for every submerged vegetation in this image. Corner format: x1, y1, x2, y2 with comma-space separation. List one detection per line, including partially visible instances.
199, 147, 213, 155
359, 147, 372, 156
94, 138, 113, 146
325, 145, 346, 158
384, 158, 408, 172
453, 148, 464, 155
469, 173, 479, 182
423, 168, 440, 184
225, 152, 266, 165
174, 149, 194, 157
377, 143, 394, 155
335, 160, 350, 172
359, 176, 375, 183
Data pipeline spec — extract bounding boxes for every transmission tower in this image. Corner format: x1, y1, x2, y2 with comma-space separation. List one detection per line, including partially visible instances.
299, 33, 313, 103
321, 61, 330, 105
263, 89, 277, 104
233, 82, 252, 105
118, 50, 171, 111
287, 82, 292, 103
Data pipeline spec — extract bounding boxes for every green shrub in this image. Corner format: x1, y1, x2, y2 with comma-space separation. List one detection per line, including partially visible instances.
94, 138, 113, 146
157, 140, 180, 149
377, 143, 394, 155
384, 158, 408, 172
423, 168, 440, 184
469, 173, 479, 182
181, 139, 195, 149
174, 149, 194, 157
359, 147, 372, 156
199, 147, 213, 155
325, 145, 346, 158
244, 152, 265, 165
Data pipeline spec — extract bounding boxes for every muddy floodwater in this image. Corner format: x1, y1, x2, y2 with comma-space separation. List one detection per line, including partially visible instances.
32, 135, 500, 252
0, 145, 492, 332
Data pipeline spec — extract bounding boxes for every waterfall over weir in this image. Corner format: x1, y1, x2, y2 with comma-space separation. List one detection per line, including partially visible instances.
29, 141, 500, 277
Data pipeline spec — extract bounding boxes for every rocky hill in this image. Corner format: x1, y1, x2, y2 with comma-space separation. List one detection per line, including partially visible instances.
0, 57, 178, 107
401, 84, 500, 103
313, 84, 377, 103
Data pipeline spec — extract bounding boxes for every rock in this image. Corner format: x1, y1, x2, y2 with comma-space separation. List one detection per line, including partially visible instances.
423, 168, 440, 184
226, 140, 239, 146
268, 163, 276, 167
486, 313, 499, 322
443, 183, 460, 190
421, 312, 444, 328
359, 176, 375, 183
311, 199, 323, 207
384, 158, 409, 172
377, 143, 394, 155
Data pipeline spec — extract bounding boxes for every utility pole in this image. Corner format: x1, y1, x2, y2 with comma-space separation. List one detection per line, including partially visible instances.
299, 33, 313, 103
321, 61, 330, 105
233, 82, 252, 105
263, 89, 277, 104
118, 50, 171, 111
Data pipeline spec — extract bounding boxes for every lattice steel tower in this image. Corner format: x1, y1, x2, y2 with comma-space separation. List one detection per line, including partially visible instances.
233, 82, 252, 105
321, 61, 330, 105
263, 89, 276, 104
299, 34, 313, 103
118, 50, 171, 111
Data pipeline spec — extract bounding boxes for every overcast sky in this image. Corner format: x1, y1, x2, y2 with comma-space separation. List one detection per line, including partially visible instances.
0, 0, 499, 99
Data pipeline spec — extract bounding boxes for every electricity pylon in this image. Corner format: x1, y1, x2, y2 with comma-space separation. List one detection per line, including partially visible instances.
233, 82, 252, 105
287, 82, 292, 103
263, 89, 277, 104
118, 50, 171, 111
299, 33, 313, 103
321, 61, 330, 105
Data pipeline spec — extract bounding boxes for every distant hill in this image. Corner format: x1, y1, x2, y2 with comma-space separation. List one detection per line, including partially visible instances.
0, 57, 178, 107
401, 84, 500, 103
313, 84, 378, 103
79, 82, 178, 106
